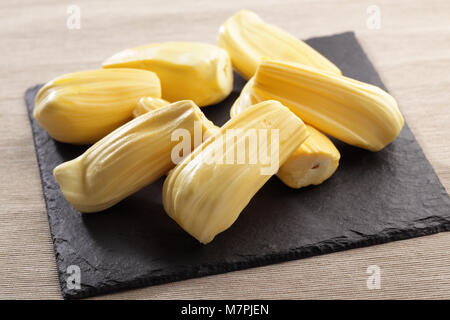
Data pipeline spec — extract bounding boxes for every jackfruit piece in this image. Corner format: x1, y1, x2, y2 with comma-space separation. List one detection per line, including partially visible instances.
133, 96, 218, 139
232, 60, 404, 151
217, 10, 341, 79
103, 42, 233, 106
54, 100, 211, 213
132, 97, 170, 118
34, 68, 161, 144
163, 100, 309, 243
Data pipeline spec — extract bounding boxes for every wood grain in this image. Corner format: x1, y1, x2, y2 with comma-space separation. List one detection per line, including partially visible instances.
0, 0, 448, 299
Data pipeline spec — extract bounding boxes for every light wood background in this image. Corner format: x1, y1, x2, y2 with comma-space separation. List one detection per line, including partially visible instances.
0, 0, 449, 299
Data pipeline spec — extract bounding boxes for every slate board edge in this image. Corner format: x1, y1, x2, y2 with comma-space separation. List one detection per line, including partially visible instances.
24, 84, 69, 299
23, 31, 450, 299
67, 221, 450, 299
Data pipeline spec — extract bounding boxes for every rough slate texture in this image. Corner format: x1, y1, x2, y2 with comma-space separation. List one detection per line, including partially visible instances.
25, 32, 450, 299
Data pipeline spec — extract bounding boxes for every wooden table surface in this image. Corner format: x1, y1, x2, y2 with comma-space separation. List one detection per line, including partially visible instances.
0, 0, 449, 299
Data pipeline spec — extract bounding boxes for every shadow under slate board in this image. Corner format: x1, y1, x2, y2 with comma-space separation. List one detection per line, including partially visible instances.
25, 32, 450, 299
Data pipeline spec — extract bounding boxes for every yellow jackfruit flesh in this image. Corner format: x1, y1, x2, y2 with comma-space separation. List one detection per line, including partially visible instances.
230, 77, 258, 118
277, 125, 340, 188
139, 93, 339, 189
231, 84, 340, 188
163, 100, 309, 244
132, 97, 170, 118
134, 96, 218, 139
232, 60, 404, 151
54, 101, 212, 213
217, 10, 341, 80
103, 42, 233, 106
33, 68, 161, 144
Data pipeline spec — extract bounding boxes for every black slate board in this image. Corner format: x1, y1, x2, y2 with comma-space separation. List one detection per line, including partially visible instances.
25, 32, 450, 299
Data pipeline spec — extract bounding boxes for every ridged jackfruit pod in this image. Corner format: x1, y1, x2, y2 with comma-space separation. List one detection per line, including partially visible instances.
132, 97, 170, 118
103, 42, 233, 106
133, 96, 218, 139
54, 100, 212, 213
233, 60, 404, 151
163, 100, 309, 244
217, 10, 341, 80
230, 77, 258, 118
34, 68, 161, 144
231, 81, 340, 188
138, 90, 339, 189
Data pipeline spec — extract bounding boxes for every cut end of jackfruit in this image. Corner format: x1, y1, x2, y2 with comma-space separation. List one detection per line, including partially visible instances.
277, 125, 340, 188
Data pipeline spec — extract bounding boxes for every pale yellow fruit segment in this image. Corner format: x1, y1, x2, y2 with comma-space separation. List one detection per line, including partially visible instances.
231, 83, 340, 188
277, 125, 340, 188
217, 10, 341, 80
133, 96, 218, 139
132, 97, 170, 118
140, 92, 339, 189
234, 60, 404, 151
163, 100, 309, 244
54, 100, 211, 213
34, 68, 161, 144
103, 42, 234, 106
230, 77, 258, 118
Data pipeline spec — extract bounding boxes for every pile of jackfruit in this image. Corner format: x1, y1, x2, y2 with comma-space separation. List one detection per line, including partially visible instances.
34, 10, 404, 244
